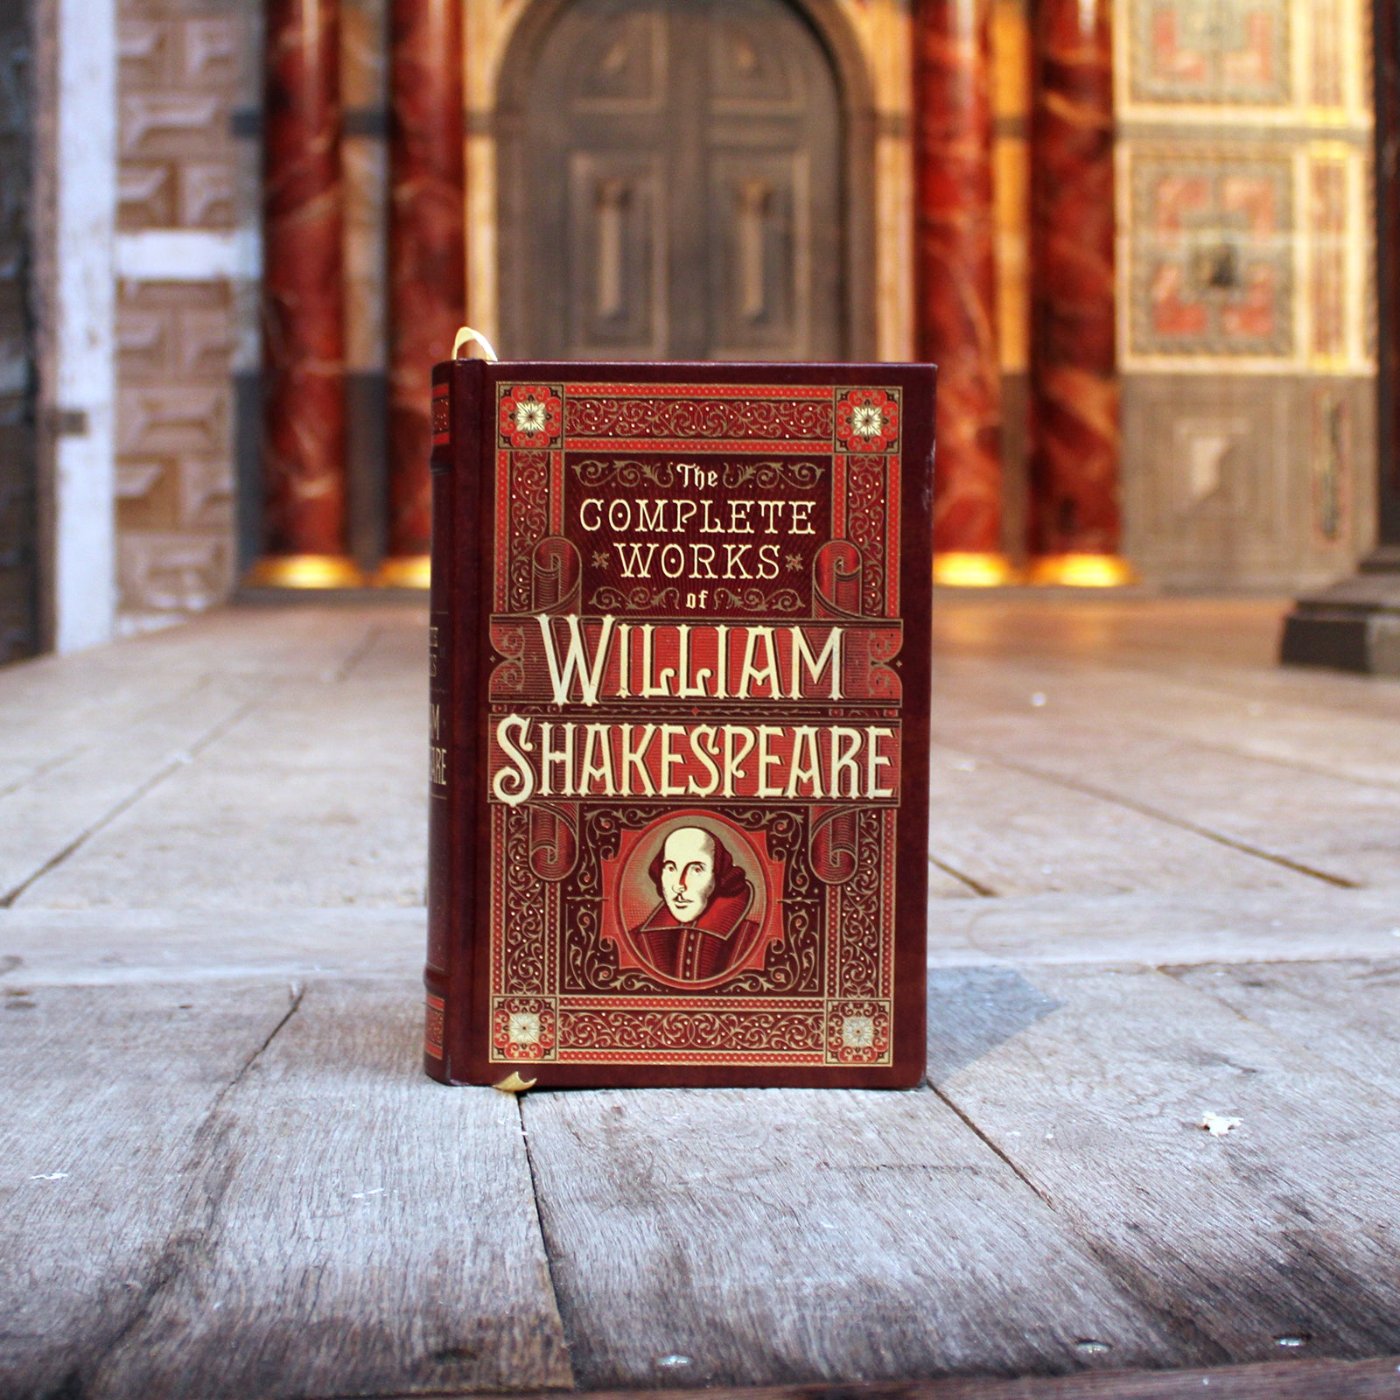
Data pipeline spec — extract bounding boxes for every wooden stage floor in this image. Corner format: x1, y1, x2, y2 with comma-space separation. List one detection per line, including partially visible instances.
4, 597, 1400, 1400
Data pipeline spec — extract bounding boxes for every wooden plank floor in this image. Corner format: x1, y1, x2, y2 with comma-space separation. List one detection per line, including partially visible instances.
3, 596, 1400, 1399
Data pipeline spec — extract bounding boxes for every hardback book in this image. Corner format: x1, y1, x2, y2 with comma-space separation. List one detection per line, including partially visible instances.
425, 359, 935, 1089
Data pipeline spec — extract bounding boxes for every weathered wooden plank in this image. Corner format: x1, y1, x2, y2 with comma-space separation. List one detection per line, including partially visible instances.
371, 1352, 1400, 1399
99, 604, 409, 682
932, 598, 1400, 724
0, 644, 237, 791
0, 908, 424, 986
1171, 959, 1400, 1101
332, 611, 430, 681
938, 650, 1400, 792
88, 978, 573, 1399
931, 598, 1283, 674
522, 1086, 1193, 1390
0, 608, 421, 792
929, 744, 1308, 897
922, 885, 1400, 968
928, 963, 1400, 1362
6, 887, 1395, 995
931, 695, 1397, 888
0, 675, 206, 797
15, 671, 428, 910
1175, 659, 1400, 727
0, 678, 263, 904
0, 979, 299, 1400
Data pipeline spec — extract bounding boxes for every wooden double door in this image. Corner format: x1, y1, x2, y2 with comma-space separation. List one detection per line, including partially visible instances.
508, 0, 845, 361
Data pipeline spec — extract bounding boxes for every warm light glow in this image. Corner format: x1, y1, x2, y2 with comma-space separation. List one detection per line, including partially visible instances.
1026, 554, 1137, 588
244, 554, 365, 589
933, 552, 1018, 587
375, 555, 432, 589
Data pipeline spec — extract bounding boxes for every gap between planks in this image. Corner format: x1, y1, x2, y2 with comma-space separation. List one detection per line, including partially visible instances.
938, 738, 1358, 891
517, 1082, 1196, 1389
0, 697, 262, 908
2, 978, 575, 1399
927, 741, 1334, 899
938, 650, 1400, 795
358, 1351, 1400, 1397
928, 962, 1400, 1362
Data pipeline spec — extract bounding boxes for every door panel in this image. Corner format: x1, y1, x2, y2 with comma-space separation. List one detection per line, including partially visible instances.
518, 0, 843, 361
707, 151, 807, 358
707, 5, 805, 112
571, 9, 666, 112
566, 155, 667, 356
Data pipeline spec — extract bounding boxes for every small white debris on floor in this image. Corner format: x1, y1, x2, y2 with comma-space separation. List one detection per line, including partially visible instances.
28, 1172, 69, 1181
1030, 692, 1047, 707
1200, 1113, 1242, 1137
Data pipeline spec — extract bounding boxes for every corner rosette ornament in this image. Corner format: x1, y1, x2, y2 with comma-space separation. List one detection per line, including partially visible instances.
499, 385, 563, 448
835, 388, 900, 453
828, 1002, 892, 1065
493, 997, 558, 1061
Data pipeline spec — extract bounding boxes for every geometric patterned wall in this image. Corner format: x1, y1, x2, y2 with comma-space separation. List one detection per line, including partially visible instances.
113, 0, 393, 628
1127, 0, 1292, 107
113, 0, 252, 631
115, 278, 236, 619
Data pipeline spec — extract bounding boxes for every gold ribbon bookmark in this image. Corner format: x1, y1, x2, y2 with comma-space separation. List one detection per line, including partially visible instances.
453, 325, 500, 362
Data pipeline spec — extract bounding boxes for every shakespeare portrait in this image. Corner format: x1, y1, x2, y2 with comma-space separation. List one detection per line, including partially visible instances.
626, 822, 766, 985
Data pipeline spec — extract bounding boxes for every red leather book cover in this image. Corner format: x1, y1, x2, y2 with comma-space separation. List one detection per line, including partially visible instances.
425, 361, 935, 1089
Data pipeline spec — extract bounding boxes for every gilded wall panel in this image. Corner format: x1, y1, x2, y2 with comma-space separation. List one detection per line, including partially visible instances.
1117, 0, 1369, 120
343, 0, 388, 374
992, 0, 1029, 376
1116, 0, 1373, 375
1129, 0, 1291, 106
1114, 0, 1374, 584
344, 135, 388, 373
1126, 147, 1296, 362
1122, 140, 1370, 373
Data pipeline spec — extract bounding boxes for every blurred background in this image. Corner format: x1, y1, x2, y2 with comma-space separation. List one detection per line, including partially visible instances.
0, 0, 1384, 660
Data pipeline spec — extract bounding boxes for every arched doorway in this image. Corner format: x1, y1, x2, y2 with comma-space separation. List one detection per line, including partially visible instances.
498, 0, 852, 361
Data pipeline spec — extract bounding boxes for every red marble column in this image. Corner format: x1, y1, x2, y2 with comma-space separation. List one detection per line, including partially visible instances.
381, 0, 465, 586
913, 0, 1011, 586
252, 0, 357, 588
1027, 0, 1129, 585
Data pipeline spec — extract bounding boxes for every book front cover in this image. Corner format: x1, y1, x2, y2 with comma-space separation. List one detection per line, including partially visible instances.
471, 369, 931, 1086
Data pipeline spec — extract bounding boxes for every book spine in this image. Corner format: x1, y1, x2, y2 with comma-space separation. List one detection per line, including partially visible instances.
423, 358, 481, 1082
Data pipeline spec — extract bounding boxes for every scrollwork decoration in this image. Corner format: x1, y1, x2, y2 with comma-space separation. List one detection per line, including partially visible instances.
570, 459, 677, 491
